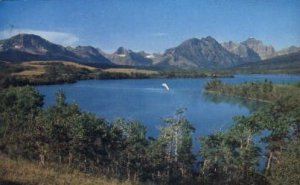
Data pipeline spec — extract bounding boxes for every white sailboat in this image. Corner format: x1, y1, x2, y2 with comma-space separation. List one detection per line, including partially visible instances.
162, 83, 170, 91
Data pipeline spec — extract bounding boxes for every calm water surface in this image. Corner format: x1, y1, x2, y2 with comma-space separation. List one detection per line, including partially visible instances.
37, 74, 300, 138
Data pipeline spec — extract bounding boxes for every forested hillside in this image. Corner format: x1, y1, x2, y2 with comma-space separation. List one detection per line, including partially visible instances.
0, 82, 299, 184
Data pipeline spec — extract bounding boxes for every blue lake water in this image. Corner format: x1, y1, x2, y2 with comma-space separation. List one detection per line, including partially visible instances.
37, 74, 300, 139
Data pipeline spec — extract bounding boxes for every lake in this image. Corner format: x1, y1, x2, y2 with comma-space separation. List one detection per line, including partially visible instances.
37, 74, 300, 140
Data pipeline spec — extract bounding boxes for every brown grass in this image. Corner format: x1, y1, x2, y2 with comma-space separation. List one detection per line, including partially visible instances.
0, 155, 131, 185
12, 62, 46, 76
11, 61, 158, 78
12, 61, 98, 77
103, 68, 158, 75
33, 61, 98, 71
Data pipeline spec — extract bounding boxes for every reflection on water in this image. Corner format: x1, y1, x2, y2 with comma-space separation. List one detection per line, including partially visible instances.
203, 92, 266, 113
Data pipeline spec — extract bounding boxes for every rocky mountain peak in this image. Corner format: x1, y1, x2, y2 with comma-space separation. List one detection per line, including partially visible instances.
0, 33, 55, 52
222, 41, 239, 49
179, 38, 201, 47
160, 36, 243, 69
115, 47, 129, 55
107, 47, 153, 66
241, 38, 275, 59
242, 37, 263, 45
74, 46, 100, 55
203, 36, 218, 43
222, 40, 261, 62
2, 33, 299, 69
276, 46, 300, 56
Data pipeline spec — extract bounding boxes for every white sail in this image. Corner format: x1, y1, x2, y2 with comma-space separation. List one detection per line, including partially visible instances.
162, 83, 170, 91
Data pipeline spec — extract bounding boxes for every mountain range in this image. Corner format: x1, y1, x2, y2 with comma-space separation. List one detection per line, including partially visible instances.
233, 50, 300, 72
105, 47, 153, 66
0, 33, 299, 69
0, 34, 112, 66
222, 38, 300, 61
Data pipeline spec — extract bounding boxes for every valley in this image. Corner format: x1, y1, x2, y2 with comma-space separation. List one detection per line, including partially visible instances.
1, 34, 299, 89
1, 1, 299, 184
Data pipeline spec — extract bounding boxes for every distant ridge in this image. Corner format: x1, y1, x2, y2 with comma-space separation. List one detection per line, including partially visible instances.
233, 51, 300, 72
0, 34, 112, 66
241, 38, 276, 59
106, 47, 153, 66
222, 41, 261, 62
67, 45, 112, 64
276, 46, 300, 56
223, 38, 300, 62
0, 33, 299, 70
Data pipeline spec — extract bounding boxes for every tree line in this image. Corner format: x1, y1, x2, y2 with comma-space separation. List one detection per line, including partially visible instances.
204, 79, 300, 103
0, 83, 299, 184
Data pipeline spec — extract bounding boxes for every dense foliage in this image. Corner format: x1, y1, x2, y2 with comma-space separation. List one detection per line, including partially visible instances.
0, 82, 299, 184
158, 69, 234, 78
204, 79, 300, 102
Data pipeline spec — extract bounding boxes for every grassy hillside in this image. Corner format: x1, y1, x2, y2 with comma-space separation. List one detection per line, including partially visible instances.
9, 61, 158, 77
0, 61, 162, 88
11, 61, 98, 77
1, 60, 234, 88
0, 154, 130, 185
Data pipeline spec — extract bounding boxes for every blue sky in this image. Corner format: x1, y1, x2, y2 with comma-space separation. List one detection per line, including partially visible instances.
0, 0, 299, 53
